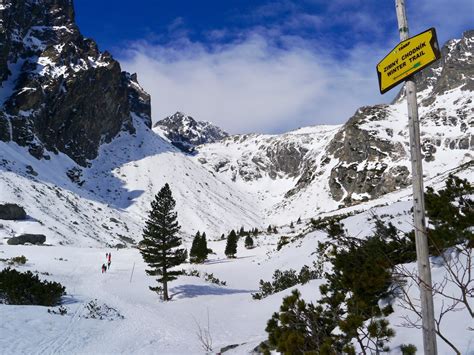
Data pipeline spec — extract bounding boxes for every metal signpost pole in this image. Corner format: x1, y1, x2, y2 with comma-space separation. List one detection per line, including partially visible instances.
394, 1, 438, 353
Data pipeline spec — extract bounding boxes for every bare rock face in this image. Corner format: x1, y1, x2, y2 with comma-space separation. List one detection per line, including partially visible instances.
0, 0, 151, 165
393, 30, 474, 105
326, 105, 410, 203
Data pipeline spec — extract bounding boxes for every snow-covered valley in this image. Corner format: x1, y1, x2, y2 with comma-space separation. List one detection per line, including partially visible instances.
1, 177, 473, 354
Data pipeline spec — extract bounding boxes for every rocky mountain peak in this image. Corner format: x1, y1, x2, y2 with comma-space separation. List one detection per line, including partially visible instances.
0, 0, 151, 166
154, 111, 228, 152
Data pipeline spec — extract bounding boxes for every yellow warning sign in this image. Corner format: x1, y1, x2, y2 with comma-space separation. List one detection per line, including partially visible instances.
377, 28, 441, 94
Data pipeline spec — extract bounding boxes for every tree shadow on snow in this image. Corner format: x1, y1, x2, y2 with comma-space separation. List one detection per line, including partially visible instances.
170, 284, 256, 299
61, 294, 82, 305
204, 255, 254, 265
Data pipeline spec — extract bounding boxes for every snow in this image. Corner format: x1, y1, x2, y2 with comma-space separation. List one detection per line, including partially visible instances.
0, 195, 472, 354
0, 231, 323, 354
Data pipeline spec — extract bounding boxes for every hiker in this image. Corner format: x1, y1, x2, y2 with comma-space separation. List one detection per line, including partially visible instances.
107, 252, 111, 270
101, 264, 106, 273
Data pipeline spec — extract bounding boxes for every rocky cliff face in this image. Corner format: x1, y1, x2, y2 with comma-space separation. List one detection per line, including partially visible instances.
154, 112, 228, 152
0, 0, 151, 165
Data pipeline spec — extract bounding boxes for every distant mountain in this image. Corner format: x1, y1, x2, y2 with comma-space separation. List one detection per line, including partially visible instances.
154, 112, 228, 152
0, 0, 151, 166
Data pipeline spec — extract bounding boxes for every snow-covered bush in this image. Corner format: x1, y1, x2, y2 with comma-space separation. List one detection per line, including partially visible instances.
252, 264, 321, 300
82, 300, 124, 321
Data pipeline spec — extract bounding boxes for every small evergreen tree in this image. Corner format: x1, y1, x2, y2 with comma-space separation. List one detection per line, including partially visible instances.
297, 217, 302, 224
273, 226, 278, 234
225, 230, 238, 258
245, 235, 254, 249
190, 232, 209, 263
239, 226, 245, 235
199, 232, 209, 261
425, 175, 473, 251
290, 221, 294, 229
190, 231, 202, 263
253, 228, 259, 236
140, 183, 185, 301
267, 225, 272, 233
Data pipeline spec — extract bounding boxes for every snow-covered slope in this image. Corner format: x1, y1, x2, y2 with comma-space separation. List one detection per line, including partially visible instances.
0, 116, 262, 246
1, 167, 472, 354
191, 85, 473, 225
192, 125, 342, 223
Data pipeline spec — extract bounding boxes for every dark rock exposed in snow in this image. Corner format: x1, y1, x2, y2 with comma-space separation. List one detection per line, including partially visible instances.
0, 203, 27, 220
7, 233, 46, 245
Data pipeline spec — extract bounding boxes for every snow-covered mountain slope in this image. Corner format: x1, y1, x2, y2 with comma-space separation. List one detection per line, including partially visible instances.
0, 0, 472, 248
192, 125, 342, 222
1, 167, 472, 354
1, 28, 473, 245
154, 111, 228, 152
0, 116, 262, 246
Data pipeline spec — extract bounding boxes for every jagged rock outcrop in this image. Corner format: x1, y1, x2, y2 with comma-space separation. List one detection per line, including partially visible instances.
326, 105, 410, 203
394, 30, 474, 105
154, 112, 228, 152
0, 0, 151, 165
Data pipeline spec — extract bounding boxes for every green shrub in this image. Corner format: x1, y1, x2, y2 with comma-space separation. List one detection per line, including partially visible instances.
276, 236, 290, 251
203, 272, 227, 286
0, 268, 65, 306
425, 175, 473, 252
252, 264, 321, 300
400, 344, 417, 355
266, 219, 407, 353
8, 255, 27, 265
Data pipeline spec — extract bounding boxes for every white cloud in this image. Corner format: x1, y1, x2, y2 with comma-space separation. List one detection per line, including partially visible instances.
120, 34, 390, 134
118, 0, 472, 134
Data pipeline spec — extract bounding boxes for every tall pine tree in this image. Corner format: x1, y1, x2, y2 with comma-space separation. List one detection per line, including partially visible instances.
140, 183, 185, 301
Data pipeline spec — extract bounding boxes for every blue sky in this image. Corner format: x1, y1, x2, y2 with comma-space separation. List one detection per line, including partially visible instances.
75, 0, 473, 133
